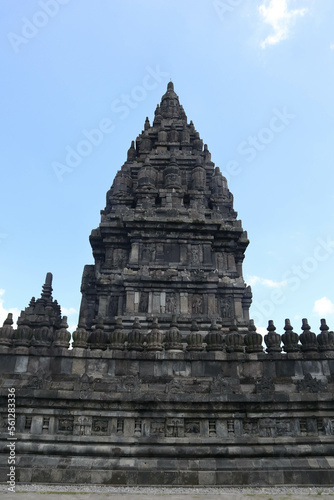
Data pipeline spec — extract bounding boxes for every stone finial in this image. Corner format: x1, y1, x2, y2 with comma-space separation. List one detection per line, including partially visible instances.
53, 316, 71, 348
281, 318, 300, 352
4, 313, 13, 326
300, 318, 318, 352
60, 316, 69, 329
127, 318, 145, 351
14, 322, 32, 348
88, 318, 109, 350
127, 140, 136, 161
72, 319, 89, 349
226, 320, 244, 353
167, 81, 174, 91
164, 316, 183, 351
205, 319, 224, 351
244, 320, 263, 353
110, 318, 126, 350
146, 317, 163, 352
317, 319, 334, 352
41, 272, 53, 301
264, 320, 282, 353
0, 313, 15, 347
144, 117, 150, 130
32, 326, 52, 348
187, 320, 203, 351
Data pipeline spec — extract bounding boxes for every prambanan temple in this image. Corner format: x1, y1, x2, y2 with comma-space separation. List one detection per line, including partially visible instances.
1, 82, 333, 486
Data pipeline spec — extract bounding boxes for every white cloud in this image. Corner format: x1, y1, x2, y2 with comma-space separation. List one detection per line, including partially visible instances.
0, 289, 20, 327
259, 0, 308, 48
246, 275, 261, 286
313, 297, 334, 316
61, 307, 77, 316
246, 275, 287, 288
256, 326, 268, 337
330, 43, 334, 51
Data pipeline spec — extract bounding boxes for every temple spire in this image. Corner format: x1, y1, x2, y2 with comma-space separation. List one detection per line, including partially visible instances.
41, 272, 53, 301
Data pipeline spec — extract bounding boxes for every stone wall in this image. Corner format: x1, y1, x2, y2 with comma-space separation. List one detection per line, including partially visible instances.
1, 328, 334, 485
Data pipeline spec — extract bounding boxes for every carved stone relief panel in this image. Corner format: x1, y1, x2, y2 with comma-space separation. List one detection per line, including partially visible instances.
185, 420, 200, 435
74, 415, 92, 436
142, 244, 155, 263
166, 293, 177, 314
58, 417, 74, 434
220, 296, 234, 318
139, 292, 149, 313
113, 249, 128, 268
150, 420, 165, 436
92, 418, 109, 435
242, 419, 258, 436
166, 417, 184, 437
190, 294, 203, 314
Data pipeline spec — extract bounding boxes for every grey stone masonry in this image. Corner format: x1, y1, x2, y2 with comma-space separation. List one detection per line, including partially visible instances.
78, 81, 252, 338
0, 83, 333, 486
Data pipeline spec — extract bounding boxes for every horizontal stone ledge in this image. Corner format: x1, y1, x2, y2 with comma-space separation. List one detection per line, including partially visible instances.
1, 466, 334, 486
1, 441, 332, 459
3, 434, 332, 446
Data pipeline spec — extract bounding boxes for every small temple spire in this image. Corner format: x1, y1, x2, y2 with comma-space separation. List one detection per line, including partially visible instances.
167, 80, 174, 91
41, 272, 53, 300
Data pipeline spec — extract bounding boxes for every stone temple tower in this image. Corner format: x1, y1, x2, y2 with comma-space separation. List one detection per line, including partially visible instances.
78, 81, 252, 336
1, 81, 333, 487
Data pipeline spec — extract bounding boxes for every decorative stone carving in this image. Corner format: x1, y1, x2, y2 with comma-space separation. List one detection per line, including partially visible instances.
205, 320, 224, 351
255, 377, 275, 394
137, 158, 157, 189
242, 419, 258, 436
264, 320, 281, 353
53, 316, 71, 348
221, 297, 233, 318
74, 416, 92, 436
127, 318, 145, 351
127, 140, 136, 161
117, 375, 141, 393
146, 318, 163, 351
299, 318, 318, 352
166, 418, 184, 437
14, 321, 32, 347
150, 420, 165, 435
244, 320, 263, 353
317, 319, 334, 351
0, 313, 15, 347
296, 373, 327, 393
138, 292, 149, 313
185, 420, 200, 434
164, 316, 183, 351
225, 321, 244, 353
92, 418, 108, 435
32, 326, 52, 347
88, 318, 109, 350
281, 319, 300, 352
58, 417, 74, 433
259, 418, 276, 437
166, 293, 177, 314
191, 294, 202, 314
191, 165, 206, 191
186, 320, 203, 351
109, 318, 126, 350
164, 155, 181, 189
72, 320, 90, 348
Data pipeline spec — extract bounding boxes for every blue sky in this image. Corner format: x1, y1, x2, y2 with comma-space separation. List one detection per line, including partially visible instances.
1, 0, 333, 337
